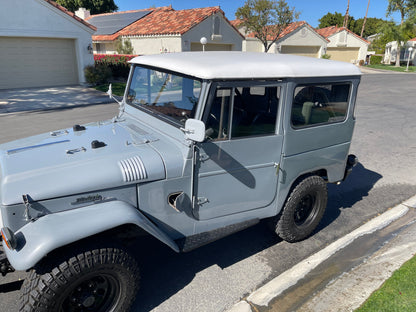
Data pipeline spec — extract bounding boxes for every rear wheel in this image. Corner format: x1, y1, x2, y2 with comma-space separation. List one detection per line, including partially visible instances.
272, 175, 327, 242
19, 244, 139, 312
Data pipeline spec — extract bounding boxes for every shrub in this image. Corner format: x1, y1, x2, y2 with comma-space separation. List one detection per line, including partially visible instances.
84, 64, 112, 85
370, 55, 382, 65
321, 54, 331, 59
94, 54, 137, 79
115, 38, 134, 55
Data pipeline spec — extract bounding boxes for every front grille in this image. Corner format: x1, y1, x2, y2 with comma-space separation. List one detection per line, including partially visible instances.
118, 156, 148, 182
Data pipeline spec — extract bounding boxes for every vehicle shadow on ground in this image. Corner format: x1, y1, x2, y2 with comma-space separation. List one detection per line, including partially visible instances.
131, 222, 279, 312
131, 163, 383, 312
0, 280, 23, 293
317, 162, 383, 231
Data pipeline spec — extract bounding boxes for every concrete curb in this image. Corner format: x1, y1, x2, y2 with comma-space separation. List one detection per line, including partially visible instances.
227, 194, 416, 312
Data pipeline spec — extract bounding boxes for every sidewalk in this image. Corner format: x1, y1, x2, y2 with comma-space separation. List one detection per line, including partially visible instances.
0, 85, 114, 115
228, 195, 416, 312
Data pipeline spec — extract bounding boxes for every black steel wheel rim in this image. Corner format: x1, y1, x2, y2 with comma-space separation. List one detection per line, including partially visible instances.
294, 193, 317, 226
61, 273, 121, 312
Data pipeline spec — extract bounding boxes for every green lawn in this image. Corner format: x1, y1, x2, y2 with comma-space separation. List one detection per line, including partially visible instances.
95, 82, 126, 96
365, 64, 416, 73
356, 255, 416, 312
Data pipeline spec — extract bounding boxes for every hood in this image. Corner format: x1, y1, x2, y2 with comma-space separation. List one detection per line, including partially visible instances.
0, 120, 168, 206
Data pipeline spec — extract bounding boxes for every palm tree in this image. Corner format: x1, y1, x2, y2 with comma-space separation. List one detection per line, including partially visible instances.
360, 0, 371, 37
386, 0, 414, 66
343, 0, 350, 28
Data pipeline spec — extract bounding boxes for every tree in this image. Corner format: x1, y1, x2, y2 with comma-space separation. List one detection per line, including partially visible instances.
384, 0, 416, 66
387, 0, 416, 24
351, 17, 385, 37
235, 0, 299, 53
361, 0, 371, 37
56, 0, 118, 14
318, 12, 356, 30
115, 38, 134, 55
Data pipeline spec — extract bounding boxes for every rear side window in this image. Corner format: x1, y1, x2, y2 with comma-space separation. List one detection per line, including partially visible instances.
291, 83, 351, 128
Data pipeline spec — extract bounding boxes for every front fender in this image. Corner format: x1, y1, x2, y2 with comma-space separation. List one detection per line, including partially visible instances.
3, 201, 179, 270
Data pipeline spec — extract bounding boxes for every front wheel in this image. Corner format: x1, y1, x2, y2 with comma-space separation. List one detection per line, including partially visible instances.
19, 244, 140, 312
272, 175, 327, 242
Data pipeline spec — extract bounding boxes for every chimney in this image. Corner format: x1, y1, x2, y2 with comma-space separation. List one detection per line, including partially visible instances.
75, 8, 90, 19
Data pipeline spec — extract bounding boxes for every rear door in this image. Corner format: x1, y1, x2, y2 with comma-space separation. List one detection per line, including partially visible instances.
193, 81, 284, 220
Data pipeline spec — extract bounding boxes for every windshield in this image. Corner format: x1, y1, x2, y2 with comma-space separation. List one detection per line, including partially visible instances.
126, 65, 202, 125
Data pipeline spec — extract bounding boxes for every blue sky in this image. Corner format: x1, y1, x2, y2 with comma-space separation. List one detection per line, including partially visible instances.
115, 0, 401, 28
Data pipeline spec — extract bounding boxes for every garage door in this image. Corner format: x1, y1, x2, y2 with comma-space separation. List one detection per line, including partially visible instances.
281, 45, 320, 58
327, 47, 360, 63
191, 43, 232, 51
0, 37, 78, 90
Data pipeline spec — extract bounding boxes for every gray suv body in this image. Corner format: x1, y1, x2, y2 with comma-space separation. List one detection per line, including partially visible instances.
0, 52, 360, 311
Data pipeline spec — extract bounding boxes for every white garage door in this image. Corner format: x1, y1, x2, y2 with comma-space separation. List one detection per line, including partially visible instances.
281, 45, 320, 58
0, 37, 78, 90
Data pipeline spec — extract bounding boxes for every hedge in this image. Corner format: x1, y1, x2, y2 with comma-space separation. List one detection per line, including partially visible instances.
370, 55, 383, 65
94, 54, 137, 80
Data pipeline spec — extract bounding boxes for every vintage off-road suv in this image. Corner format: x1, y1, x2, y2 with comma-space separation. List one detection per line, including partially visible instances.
0, 52, 360, 311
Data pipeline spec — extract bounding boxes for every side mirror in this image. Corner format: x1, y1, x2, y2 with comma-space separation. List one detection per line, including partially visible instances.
181, 119, 205, 143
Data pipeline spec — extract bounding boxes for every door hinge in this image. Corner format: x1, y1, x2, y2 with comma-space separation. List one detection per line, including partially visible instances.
197, 197, 209, 205
199, 153, 210, 162
274, 162, 280, 175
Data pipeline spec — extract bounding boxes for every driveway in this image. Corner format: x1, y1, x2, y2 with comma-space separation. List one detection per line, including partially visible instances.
0, 85, 114, 114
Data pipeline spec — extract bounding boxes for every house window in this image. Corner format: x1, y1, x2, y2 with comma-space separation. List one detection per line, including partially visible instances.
95, 43, 105, 54
291, 83, 351, 128
214, 16, 220, 35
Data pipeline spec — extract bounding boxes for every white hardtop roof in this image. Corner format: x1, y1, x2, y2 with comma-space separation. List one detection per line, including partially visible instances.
130, 52, 361, 80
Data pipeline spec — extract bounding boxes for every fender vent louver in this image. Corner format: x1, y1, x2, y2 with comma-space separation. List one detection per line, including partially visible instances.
118, 156, 148, 182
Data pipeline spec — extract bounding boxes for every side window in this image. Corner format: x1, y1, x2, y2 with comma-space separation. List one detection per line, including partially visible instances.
291, 83, 351, 128
205, 88, 231, 141
205, 85, 279, 141
232, 86, 279, 138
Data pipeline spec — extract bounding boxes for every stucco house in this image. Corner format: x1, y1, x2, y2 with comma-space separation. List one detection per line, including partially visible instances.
316, 26, 370, 63
0, 0, 96, 90
232, 20, 328, 58
384, 37, 416, 65
83, 6, 244, 55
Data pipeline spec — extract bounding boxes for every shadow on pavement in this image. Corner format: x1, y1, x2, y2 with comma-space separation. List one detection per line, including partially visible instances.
130, 163, 384, 312
0, 280, 23, 293
318, 162, 383, 230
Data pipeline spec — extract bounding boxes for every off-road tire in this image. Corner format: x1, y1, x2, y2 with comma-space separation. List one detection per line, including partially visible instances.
19, 244, 140, 312
273, 175, 327, 242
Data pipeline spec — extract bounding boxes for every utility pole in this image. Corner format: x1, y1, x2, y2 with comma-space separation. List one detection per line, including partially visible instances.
361, 0, 370, 37
343, 0, 350, 28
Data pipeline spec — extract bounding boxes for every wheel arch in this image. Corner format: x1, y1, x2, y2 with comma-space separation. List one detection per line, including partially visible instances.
3, 200, 179, 271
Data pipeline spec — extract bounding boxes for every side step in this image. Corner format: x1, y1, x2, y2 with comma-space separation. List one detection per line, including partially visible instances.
177, 219, 259, 252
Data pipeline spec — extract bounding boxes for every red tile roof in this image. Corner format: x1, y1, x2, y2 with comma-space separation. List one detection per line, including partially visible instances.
91, 6, 231, 41
245, 21, 322, 42
121, 6, 222, 36
409, 37, 416, 42
316, 26, 370, 44
43, 0, 96, 31
230, 19, 243, 28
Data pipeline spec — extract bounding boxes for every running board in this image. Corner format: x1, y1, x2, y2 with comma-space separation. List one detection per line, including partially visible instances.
177, 219, 259, 252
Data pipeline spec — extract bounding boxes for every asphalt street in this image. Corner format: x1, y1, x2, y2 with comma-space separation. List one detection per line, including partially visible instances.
0, 71, 416, 312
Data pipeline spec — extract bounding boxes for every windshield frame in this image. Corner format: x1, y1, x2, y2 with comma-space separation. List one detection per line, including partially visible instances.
125, 64, 204, 127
